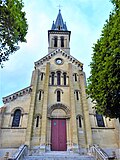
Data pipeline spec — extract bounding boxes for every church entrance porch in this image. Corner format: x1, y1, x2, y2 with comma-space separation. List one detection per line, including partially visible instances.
51, 119, 67, 151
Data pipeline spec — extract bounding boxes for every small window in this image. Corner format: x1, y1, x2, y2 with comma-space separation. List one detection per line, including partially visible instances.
57, 90, 61, 102
78, 116, 82, 128
54, 37, 57, 47
12, 109, 21, 127
39, 91, 41, 100
63, 72, 67, 85
51, 72, 55, 85
56, 58, 63, 65
57, 71, 61, 85
76, 91, 79, 100
74, 73, 77, 81
36, 116, 39, 127
41, 73, 44, 81
96, 112, 105, 127
61, 37, 64, 47
58, 26, 61, 30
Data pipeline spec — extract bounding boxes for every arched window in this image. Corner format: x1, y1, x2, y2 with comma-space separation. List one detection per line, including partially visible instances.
57, 90, 61, 102
96, 112, 105, 127
63, 72, 67, 85
61, 36, 64, 47
74, 73, 77, 81
41, 73, 44, 81
57, 71, 61, 85
54, 37, 57, 47
51, 72, 55, 85
78, 116, 82, 128
76, 115, 82, 128
36, 116, 39, 127
39, 91, 41, 100
12, 109, 21, 127
58, 26, 61, 30
76, 91, 79, 100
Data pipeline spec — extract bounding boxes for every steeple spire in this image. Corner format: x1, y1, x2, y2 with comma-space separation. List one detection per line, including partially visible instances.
51, 9, 68, 31
48, 9, 71, 54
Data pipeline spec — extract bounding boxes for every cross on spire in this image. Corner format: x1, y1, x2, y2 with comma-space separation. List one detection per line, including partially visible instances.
57, 4, 62, 10
51, 7, 68, 31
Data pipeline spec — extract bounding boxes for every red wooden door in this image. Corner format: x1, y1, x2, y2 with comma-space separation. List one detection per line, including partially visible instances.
51, 119, 67, 151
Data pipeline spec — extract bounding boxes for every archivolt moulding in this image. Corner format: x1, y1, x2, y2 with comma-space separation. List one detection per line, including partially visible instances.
11, 107, 24, 116
47, 103, 70, 118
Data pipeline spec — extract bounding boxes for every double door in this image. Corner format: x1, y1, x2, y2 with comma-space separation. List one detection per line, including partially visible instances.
51, 119, 67, 151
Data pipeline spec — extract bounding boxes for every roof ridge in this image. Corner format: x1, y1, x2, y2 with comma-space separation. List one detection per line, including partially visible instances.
3, 86, 32, 104
34, 48, 83, 70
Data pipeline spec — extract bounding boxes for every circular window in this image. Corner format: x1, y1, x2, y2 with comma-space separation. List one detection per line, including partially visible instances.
55, 58, 63, 65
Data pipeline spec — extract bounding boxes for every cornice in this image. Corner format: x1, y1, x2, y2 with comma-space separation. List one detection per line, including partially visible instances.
34, 48, 83, 70
2, 86, 32, 104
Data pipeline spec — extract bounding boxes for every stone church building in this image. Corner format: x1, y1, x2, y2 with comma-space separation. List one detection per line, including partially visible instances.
0, 10, 119, 156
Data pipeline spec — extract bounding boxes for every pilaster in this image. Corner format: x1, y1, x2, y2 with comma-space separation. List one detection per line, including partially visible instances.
40, 63, 50, 152
46, 118, 51, 151
25, 69, 39, 148
66, 119, 72, 151
79, 71, 93, 148
68, 63, 79, 152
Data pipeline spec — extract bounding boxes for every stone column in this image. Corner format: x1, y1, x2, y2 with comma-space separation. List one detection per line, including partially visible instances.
54, 74, 57, 85
25, 69, 39, 148
46, 118, 51, 151
49, 75, 51, 85
67, 76, 69, 86
61, 75, 64, 85
58, 36, 60, 48
19, 114, 23, 127
79, 71, 93, 149
40, 63, 50, 152
66, 119, 72, 151
68, 63, 79, 152
9, 115, 13, 127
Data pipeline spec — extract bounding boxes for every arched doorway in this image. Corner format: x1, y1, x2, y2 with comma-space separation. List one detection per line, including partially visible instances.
47, 103, 70, 151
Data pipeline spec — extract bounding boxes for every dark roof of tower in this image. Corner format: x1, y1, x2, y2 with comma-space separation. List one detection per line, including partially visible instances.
51, 9, 68, 31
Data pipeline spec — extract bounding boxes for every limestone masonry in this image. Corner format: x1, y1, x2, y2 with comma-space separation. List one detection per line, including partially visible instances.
0, 10, 119, 157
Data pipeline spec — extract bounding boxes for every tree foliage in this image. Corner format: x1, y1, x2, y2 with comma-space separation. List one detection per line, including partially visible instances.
87, 0, 120, 119
0, 0, 28, 67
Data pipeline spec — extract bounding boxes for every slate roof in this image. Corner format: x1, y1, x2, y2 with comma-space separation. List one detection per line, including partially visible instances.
51, 9, 67, 31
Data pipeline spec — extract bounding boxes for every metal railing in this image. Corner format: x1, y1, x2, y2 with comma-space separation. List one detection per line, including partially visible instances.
91, 145, 116, 160
8, 145, 28, 160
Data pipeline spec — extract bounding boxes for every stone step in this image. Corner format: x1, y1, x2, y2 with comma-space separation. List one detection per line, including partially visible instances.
24, 152, 95, 160
24, 156, 95, 160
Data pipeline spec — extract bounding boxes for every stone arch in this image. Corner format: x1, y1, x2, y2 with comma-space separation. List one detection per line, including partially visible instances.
54, 88, 64, 94
54, 69, 68, 74
74, 89, 80, 94
11, 107, 24, 116
48, 103, 70, 118
37, 89, 44, 94
76, 114, 83, 128
34, 113, 42, 119
76, 114, 83, 119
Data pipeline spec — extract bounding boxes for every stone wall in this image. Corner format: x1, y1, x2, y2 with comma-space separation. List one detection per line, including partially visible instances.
0, 94, 31, 148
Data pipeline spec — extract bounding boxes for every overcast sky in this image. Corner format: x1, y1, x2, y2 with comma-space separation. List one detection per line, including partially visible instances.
0, 0, 113, 106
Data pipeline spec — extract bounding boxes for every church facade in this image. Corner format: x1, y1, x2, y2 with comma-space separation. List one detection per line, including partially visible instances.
0, 10, 119, 154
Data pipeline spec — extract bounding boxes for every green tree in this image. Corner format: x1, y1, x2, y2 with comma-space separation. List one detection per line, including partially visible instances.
87, 0, 120, 119
0, 0, 28, 67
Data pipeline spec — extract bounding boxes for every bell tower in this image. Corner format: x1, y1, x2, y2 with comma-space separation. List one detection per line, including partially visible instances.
48, 9, 71, 54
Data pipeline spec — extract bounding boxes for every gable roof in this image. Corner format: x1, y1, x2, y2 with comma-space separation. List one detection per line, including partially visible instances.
2, 86, 32, 104
34, 48, 83, 71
